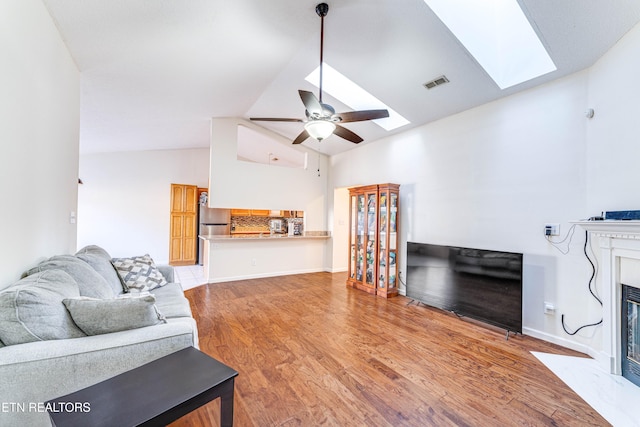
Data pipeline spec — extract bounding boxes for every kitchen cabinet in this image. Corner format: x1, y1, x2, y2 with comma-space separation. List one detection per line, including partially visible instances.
283, 211, 304, 218
230, 209, 272, 217
250, 209, 270, 216
347, 183, 399, 298
169, 184, 198, 265
231, 209, 250, 216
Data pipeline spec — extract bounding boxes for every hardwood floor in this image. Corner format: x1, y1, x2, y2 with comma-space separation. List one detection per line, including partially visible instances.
171, 272, 609, 427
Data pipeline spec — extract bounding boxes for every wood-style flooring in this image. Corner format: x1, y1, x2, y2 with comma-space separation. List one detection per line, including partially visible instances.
170, 272, 609, 427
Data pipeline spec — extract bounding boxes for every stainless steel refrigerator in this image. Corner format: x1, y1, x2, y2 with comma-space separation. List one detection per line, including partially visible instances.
198, 206, 230, 265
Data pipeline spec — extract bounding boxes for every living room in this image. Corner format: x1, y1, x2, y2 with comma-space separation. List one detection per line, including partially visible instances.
3, 0, 640, 425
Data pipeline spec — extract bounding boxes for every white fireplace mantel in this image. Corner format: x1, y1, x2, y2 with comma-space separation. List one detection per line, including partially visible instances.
573, 220, 640, 239
573, 220, 640, 376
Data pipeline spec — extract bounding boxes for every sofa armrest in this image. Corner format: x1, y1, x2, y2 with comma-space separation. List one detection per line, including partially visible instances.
157, 264, 175, 283
0, 319, 197, 366
0, 319, 198, 427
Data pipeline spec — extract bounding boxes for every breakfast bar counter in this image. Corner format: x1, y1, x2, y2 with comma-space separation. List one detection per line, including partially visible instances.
199, 232, 330, 283
200, 233, 330, 242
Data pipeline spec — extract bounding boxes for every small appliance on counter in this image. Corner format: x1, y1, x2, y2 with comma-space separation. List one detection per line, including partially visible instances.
269, 219, 285, 234
288, 218, 303, 236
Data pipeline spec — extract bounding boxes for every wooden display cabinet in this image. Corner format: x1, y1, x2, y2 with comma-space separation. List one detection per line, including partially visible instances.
347, 183, 399, 298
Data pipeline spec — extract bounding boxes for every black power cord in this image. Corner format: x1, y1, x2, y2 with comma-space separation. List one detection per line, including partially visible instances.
561, 230, 603, 335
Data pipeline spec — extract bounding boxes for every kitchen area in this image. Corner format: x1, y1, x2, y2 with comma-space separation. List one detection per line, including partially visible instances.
197, 193, 330, 283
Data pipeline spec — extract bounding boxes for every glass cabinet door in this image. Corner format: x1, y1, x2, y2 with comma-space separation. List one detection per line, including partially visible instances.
365, 192, 376, 286
388, 192, 398, 289
356, 194, 365, 282
349, 194, 357, 279
378, 192, 388, 289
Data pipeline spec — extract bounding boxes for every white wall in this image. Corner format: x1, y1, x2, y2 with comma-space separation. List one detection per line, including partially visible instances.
329, 69, 596, 351
330, 187, 349, 272
78, 148, 209, 263
0, 0, 80, 287
329, 21, 640, 355
209, 118, 329, 232
586, 22, 640, 212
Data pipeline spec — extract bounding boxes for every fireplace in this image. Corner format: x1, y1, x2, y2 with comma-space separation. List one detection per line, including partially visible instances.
622, 284, 640, 386
575, 220, 640, 382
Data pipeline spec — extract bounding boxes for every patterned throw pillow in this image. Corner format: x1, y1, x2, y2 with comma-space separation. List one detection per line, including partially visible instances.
111, 254, 168, 292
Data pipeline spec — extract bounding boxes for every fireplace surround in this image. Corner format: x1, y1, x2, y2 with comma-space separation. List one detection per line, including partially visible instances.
575, 220, 640, 383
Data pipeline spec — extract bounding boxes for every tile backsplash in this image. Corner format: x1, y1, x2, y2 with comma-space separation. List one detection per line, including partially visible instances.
231, 216, 272, 229
231, 215, 306, 234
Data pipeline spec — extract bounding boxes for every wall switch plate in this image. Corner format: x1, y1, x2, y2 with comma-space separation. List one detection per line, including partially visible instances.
544, 223, 560, 236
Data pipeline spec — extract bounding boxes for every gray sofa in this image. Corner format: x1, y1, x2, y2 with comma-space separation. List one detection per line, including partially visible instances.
0, 245, 198, 427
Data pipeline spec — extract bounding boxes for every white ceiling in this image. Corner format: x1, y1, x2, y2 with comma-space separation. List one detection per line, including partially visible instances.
43, 0, 640, 160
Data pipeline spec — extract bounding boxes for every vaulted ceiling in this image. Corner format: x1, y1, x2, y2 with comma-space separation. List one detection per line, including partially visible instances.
43, 0, 640, 159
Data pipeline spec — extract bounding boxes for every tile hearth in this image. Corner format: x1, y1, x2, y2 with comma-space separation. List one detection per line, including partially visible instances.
534, 352, 640, 426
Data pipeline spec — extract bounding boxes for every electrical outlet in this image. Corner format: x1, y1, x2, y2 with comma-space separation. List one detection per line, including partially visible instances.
544, 302, 555, 315
251, 258, 256, 267
544, 223, 560, 236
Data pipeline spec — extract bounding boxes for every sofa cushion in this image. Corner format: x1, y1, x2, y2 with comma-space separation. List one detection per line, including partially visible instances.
151, 283, 193, 318
76, 245, 112, 260
63, 295, 167, 336
24, 255, 115, 299
0, 270, 86, 345
76, 253, 124, 295
111, 254, 168, 292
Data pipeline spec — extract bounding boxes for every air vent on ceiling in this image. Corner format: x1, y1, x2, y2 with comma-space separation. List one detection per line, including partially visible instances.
423, 75, 449, 90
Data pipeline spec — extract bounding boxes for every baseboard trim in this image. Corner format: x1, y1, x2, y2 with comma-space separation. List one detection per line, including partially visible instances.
208, 268, 327, 283
522, 327, 592, 356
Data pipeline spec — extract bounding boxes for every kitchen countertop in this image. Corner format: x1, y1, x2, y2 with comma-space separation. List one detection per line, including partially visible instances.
199, 232, 330, 241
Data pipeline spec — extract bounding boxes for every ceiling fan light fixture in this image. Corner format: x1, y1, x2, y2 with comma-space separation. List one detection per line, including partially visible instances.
250, 3, 388, 145
305, 120, 335, 141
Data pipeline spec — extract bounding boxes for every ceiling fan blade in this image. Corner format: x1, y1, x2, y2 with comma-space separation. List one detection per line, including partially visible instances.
299, 90, 323, 116
336, 109, 389, 123
250, 117, 303, 122
334, 124, 363, 144
292, 129, 310, 145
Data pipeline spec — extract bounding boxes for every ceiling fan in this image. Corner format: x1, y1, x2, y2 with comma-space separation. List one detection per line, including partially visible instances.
250, 3, 389, 145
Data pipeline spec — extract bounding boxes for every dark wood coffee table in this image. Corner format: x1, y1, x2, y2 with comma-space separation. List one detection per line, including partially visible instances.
46, 347, 238, 427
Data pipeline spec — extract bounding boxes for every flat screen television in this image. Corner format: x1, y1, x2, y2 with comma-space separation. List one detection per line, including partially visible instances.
406, 242, 523, 333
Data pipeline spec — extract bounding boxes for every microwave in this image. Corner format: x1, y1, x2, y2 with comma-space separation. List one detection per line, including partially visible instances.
269, 219, 284, 233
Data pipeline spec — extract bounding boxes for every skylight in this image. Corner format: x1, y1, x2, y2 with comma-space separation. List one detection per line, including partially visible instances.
423, 0, 556, 89
305, 64, 410, 131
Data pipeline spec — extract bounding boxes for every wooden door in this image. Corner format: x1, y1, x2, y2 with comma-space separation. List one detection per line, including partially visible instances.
169, 184, 198, 265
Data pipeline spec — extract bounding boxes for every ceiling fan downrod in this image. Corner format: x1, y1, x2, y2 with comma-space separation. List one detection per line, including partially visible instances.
316, 3, 329, 104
